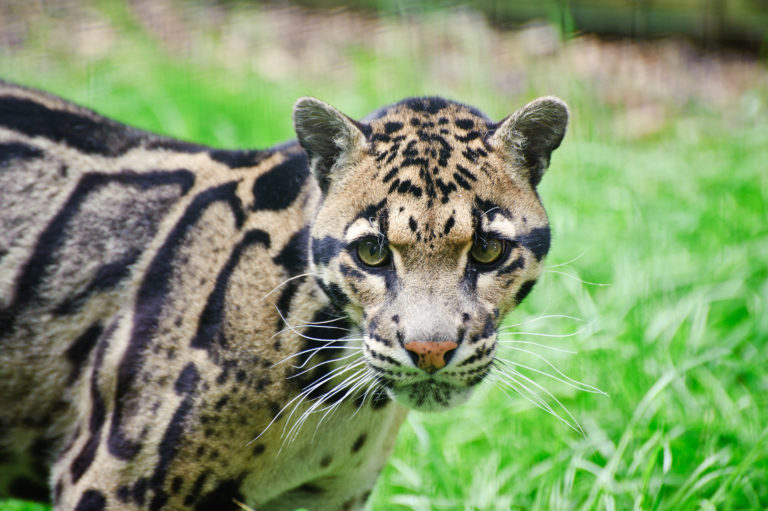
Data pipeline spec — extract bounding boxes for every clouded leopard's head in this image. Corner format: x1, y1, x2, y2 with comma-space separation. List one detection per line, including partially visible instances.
294, 96, 568, 412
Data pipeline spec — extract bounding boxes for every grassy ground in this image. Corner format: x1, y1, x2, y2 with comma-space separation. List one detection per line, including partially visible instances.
1, 1, 767, 509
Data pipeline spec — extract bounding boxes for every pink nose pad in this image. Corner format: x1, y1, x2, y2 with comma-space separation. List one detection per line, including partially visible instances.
403, 341, 458, 374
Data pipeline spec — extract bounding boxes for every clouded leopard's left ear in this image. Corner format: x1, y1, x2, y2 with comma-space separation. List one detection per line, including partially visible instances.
491, 96, 569, 187
293, 97, 367, 194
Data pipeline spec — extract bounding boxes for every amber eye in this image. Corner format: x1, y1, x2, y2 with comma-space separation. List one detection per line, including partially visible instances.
356, 238, 391, 267
470, 238, 505, 265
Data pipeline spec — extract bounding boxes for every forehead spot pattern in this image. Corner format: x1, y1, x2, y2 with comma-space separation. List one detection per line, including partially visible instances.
366, 98, 496, 212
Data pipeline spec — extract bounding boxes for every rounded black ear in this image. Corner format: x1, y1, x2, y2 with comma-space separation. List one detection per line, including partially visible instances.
293, 97, 366, 194
491, 96, 569, 187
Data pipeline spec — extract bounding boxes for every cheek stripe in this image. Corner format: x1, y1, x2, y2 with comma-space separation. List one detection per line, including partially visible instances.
516, 227, 551, 261
514, 279, 537, 305
314, 278, 349, 308
311, 236, 343, 266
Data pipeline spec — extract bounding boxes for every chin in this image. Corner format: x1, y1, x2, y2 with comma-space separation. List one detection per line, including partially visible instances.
389, 380, 475, 412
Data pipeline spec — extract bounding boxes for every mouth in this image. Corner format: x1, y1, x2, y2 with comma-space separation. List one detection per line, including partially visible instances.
387, 377, 475, 412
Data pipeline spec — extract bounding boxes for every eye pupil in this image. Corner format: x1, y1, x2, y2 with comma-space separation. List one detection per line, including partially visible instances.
470, 237, 505, 265
356, 238, 391, 267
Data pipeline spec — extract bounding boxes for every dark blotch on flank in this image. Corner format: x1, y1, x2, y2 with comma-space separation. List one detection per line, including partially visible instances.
116, 485, 130, 503
174, 362, 200, 395
455, 164, 477, 182
149, 395, 195, 509
0, 141, 43, 166
132, 477, 148, 506
54, 249, 141, 315
396, 179, 423, 198
251, 151, 309, 211
209, 148, 271, 169
193, 475, 245, 511
183, 471, 210, 506
274, 225, 309, 275
351, 433, 367, 453
70, 336, 109, 484
214, 396, 229, 411
370, 389, 390, 410
64, 323, 103, 384
74, 490, 106, 511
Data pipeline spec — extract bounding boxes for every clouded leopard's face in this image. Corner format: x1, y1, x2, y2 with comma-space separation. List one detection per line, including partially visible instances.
294, 96, 568, 412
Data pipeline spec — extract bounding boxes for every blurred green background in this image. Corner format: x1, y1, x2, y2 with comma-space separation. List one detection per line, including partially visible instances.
1, 0, 767, 509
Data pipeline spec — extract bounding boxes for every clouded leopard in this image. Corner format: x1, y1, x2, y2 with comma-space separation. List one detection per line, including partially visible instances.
0, 79, 568, 511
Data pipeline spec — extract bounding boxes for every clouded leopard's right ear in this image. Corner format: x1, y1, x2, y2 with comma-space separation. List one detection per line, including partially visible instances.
293, 97, 367, 194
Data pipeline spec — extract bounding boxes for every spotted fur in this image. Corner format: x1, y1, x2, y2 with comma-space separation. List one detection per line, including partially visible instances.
0, 80, 567, 510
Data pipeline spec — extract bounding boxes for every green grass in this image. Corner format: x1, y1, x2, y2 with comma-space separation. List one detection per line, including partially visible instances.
1, 1, 767, 509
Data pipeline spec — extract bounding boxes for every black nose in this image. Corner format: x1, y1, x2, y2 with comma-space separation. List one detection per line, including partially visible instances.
403, 341, 458, 374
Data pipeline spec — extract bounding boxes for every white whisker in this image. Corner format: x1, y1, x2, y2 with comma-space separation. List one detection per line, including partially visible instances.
282, 360, 367, 427
489, 374, 561, 421
499, 320, 595, 338
497, 356, 606, 395
283, 365, 368, 448
351, 377, 381, 417
258, 272, 317, 302
481, 206, 499, 218
544, 250, 588, 269
310, 371, 374, 441
503, 314, 585, 328
272, 344, 363, 369
272, 306, 363, 370
288, 351, 363, 378
497, 340, 577, 354
246, 359, 365, 448
544, 269, 610, 287
495, 368, 585, 436
269, 322, 354, 343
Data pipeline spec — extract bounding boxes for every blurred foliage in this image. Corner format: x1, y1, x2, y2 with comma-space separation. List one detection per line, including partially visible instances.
276, 0, 768, 52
